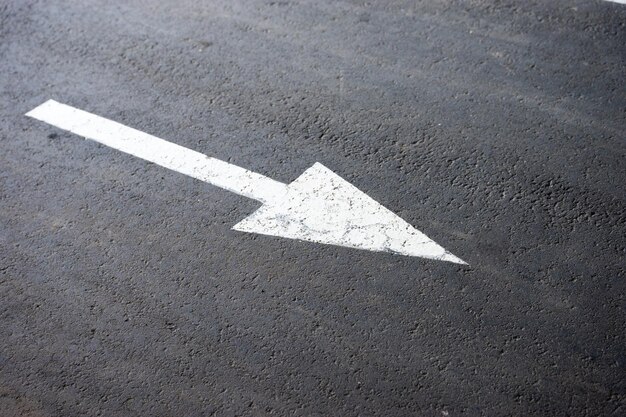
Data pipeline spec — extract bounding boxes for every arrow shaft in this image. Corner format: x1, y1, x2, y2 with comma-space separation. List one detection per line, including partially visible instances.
26, 100, 287, 203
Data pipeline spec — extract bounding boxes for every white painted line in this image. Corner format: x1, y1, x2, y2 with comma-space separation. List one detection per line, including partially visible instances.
27, 100, 466, 264
604, 0, 626, 4
26, 100, 287, 203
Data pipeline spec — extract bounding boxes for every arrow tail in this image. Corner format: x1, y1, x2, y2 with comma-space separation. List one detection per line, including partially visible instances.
26, 100, 287, 203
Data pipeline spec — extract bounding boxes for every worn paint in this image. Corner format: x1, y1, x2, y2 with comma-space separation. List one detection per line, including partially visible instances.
234, 163, 466, 263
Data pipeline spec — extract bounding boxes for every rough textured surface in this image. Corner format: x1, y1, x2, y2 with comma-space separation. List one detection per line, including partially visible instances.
0, 0, 624, 416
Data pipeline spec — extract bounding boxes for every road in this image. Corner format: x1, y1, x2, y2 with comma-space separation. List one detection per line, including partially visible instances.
1, 0, 625, 416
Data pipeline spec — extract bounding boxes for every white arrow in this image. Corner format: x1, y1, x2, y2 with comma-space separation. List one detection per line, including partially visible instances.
26, 100, 466, 264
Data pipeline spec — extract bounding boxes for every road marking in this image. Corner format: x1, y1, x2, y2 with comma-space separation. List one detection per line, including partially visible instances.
27, 100, 286, 204
27, 100, 466, 264
605, 0, 626, 4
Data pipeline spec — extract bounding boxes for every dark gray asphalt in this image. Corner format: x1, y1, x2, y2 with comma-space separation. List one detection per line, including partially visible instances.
1, 0, 625, 416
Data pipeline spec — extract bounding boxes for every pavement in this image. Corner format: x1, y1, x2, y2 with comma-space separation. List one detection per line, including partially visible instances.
1, 0, 625, 416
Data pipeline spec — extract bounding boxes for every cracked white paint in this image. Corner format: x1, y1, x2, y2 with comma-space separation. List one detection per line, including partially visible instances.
234, 163, 466, 263
26, 100, 466, 264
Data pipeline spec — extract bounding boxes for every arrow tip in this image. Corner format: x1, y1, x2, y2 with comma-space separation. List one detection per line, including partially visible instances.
233, 163, 466, 264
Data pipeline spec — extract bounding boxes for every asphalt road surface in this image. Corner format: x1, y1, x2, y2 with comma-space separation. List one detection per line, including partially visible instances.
1, 1, 625, 416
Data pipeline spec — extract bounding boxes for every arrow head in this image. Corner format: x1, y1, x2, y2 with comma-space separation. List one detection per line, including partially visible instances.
233, 163, 466, 264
